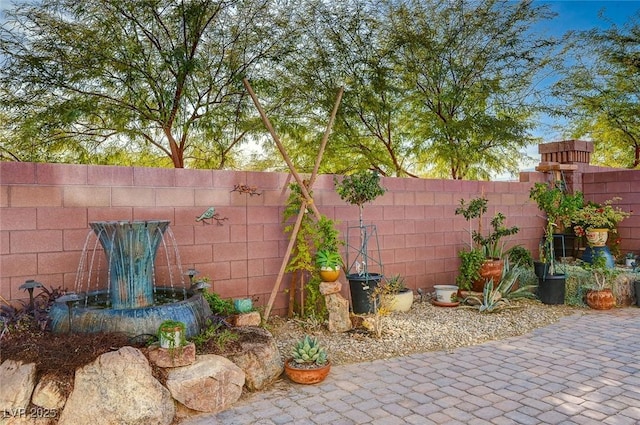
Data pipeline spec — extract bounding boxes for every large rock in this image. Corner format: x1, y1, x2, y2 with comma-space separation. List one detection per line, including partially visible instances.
57, 346, 175, 425
31, 372, 67, 410
0, 360, 37, 413
147, 342, 196, 368
225, 327, 283, 391
165, 354, 244, 413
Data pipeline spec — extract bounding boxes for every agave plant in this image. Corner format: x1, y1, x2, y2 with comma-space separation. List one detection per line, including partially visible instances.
464, 261, 536, 313
291, 335, 328, 366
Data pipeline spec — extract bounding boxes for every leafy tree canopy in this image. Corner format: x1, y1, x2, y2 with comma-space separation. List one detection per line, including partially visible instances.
553, 11, 640, 169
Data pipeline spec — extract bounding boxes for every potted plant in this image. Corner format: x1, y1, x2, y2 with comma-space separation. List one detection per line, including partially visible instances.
529, 182, 583, 269
572, 198, 631, 268
158, 320, 186, 351
580, 251, 617, 310
529, 182, 583, 305
316, 249, 344, 282
456, 248, 485, 292
380, 274, 413, 312
283, 335, 331, 384
625, 252, 637, 268
455, 197, 519, 292
334, 170, 386, 314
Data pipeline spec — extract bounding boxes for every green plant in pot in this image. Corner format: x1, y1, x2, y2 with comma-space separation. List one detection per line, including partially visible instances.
578, 251, 618, 310
455, 197, 519, 292
315, 216, 345, 282
158, 320, 187, 353
379, 274, 413, 313
284, 335, 331, 384
334, 170, 386, 314
316, 249, 344, 282
529, 182, 576, 304
529, 182, 583, 276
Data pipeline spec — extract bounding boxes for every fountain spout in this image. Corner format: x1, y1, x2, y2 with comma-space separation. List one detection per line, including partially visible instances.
91, 220, 169, 309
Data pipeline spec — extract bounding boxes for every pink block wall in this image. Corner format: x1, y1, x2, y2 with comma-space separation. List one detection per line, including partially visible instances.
582, 169, 640, 255
1, 162, 637, 317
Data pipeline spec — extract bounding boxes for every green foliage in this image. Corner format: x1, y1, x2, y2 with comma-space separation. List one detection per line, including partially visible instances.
553, 19, 640, 169
291, 335, 328, 366
190, 320, 238, 351
456, 248, 485, 291
529, 182, 584, 231
282, 183, 329, 319
578, 251, 620, 291
529, 182, 584, 273
506, 245, 534, 269
0, 0, 294, 168
203, 292, 235, 316
382, 274, 407, 294
158, 320, 187, 350
334, 170, 386, 209
317, 216, 343, 253
455, 197, 519, 259
316, 249, 343, 269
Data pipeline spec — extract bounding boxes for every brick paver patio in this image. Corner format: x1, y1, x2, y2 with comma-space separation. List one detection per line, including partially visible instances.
182, 308, 640, 425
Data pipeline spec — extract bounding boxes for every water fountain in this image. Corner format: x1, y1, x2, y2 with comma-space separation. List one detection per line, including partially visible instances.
48, 220, 211, 338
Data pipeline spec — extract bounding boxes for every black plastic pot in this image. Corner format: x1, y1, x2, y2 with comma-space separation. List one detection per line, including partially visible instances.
533, 261, 549, 279
634, 280, 640, 307
538, 274, 566, 305
347, 273, 383, 314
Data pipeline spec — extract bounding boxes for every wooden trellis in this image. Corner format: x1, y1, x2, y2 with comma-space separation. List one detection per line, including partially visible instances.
242, 78, 344, 320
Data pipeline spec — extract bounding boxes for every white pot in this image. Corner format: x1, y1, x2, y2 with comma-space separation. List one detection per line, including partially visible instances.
387, 289, 414, 312
434, 285, 459, 303
159, 329, 183, 349
626, 258, 636, 268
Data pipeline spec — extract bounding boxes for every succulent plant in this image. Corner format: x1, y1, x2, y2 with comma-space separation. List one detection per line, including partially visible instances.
291, 335, 328, 366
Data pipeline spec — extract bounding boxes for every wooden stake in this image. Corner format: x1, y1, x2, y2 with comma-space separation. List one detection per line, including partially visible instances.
264, 200, 307, 320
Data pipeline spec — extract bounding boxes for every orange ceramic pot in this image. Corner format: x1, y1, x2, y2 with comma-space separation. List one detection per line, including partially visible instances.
585, 289, 615, 310
284, 359, 331, 384
473, 259, 503, 292
319, 267, 340, 282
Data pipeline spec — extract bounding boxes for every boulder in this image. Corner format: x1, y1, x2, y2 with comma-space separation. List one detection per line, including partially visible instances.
147, 342, 196, 368
228, 311, 261, 327
57, 346, 174, 425
165, 354, 244, 413
31, 372, 67, 410
225, 327, 283, 391
0, 360, 37, 412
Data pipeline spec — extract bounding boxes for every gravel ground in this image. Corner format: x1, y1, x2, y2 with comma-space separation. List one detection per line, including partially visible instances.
268, 297, 581, 365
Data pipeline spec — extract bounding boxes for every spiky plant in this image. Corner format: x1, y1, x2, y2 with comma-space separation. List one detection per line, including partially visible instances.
291, 335, 328, 366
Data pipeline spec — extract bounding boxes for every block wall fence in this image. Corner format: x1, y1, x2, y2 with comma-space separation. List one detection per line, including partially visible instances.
1, 161, 638, 317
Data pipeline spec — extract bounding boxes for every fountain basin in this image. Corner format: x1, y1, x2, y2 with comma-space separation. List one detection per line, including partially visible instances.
48, 288, 211, 338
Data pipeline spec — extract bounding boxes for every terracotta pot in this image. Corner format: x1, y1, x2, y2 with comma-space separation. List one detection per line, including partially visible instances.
319, 267, 340, 282
585, 289, 615, 310
473, 259, 503, 292
284, 359, 331, 384
586, 229, 608, 247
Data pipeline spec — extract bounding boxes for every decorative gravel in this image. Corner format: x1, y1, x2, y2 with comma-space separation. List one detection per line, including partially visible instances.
268, 297, 580, 365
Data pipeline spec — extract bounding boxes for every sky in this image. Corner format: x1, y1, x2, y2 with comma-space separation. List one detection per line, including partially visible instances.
518, 1, 640, 173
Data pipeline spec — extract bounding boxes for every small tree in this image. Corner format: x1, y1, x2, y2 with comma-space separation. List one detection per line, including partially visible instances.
335, 170, 386, 277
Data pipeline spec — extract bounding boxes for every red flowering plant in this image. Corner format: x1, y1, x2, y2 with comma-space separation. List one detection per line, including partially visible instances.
572, 198, 631, 237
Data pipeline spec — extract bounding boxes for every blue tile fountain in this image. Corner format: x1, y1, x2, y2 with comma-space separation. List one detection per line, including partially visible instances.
48, 220, 210, 338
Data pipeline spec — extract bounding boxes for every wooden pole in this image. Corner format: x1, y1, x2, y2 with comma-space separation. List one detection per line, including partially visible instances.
264, 201, 307, 320
243, 78, 321, 221
309, 86, 344, 188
